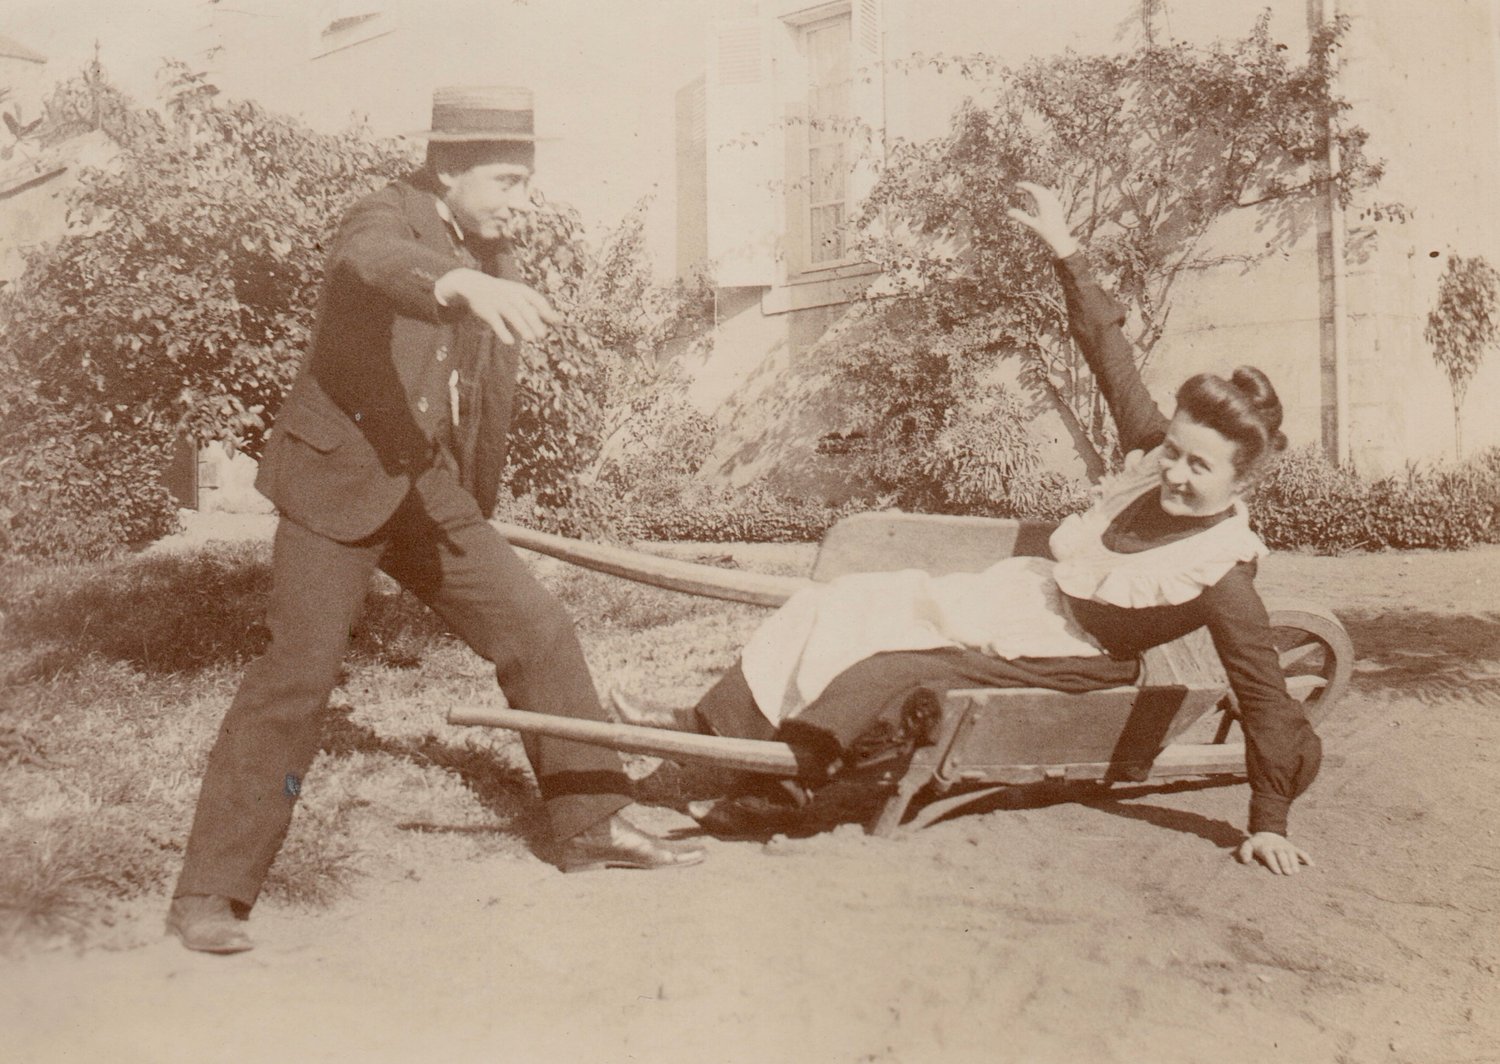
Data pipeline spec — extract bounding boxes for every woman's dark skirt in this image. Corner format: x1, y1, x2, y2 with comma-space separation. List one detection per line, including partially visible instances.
690, 647, 1139, 825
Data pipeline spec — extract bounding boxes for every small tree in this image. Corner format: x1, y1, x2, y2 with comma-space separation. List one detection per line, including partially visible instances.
500, 194, 714, 518
835, 12, 1388, 504
570, 197, 715, 478
1425, 253, 1500, 458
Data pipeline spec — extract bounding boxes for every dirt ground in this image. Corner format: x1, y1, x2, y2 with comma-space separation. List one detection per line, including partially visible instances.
4, 518, 1498, 1064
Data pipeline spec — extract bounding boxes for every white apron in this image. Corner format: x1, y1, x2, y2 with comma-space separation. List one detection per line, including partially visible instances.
741, 449, 1269, 725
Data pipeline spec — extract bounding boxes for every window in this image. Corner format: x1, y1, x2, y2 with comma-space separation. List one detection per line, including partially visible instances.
802, 13, 853, 266
699, 1, 882, 290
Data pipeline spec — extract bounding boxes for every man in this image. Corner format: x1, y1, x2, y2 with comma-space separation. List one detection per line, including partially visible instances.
167, 86, 703, 955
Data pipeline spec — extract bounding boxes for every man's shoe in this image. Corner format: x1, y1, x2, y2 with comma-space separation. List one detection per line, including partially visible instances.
610, 688, 701, 733
165, 894, 253, 954
555, 813, 707, 873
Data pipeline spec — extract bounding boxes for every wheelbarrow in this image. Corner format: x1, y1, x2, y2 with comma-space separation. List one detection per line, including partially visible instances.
447, 512, 1354, 836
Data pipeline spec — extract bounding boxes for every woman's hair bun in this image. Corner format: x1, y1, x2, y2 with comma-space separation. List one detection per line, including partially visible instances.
1228, 366, 1288, 454
1175, 364, 1289, 472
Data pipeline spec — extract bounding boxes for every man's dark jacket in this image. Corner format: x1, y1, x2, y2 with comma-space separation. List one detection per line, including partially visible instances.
257, 176, 519, 542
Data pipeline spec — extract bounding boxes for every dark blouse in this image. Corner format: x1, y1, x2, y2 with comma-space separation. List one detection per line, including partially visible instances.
1054, 254, 1321, 837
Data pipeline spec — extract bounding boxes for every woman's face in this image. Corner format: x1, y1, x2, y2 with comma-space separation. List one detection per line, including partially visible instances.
1157, 411, 1244, 517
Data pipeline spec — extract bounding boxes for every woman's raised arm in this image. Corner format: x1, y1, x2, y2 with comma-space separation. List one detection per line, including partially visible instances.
1009, 183, 1168, 454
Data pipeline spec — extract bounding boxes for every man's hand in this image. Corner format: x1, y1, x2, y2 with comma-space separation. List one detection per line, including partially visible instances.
1006, 181, 1080, 259
434, 268, 561, 344
1236, 831, 1315, 876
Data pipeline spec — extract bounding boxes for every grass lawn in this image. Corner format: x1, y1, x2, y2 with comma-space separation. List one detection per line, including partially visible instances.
0, 539, 792, 949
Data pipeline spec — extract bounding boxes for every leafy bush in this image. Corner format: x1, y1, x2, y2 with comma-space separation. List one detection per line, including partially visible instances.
535, 442, 1498, 552
503, 198, 713, 512
1247, 446, 1374, 553
1, 64, 416, 460
1361, 456, 1500, 550
823, 304, 1080, 517
1249, 445, 1500, 552
956, 471, 1093, 523
0, 64, 414, 562
593, 395, 717, 507
0, 423, 180, 562
1, 63, 673, 560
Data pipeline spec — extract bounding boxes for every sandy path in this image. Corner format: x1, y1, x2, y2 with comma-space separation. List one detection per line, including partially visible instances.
6, 525, 1498, 1064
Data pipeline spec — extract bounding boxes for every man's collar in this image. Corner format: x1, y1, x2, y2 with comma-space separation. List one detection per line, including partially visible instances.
432, 196, 467, 247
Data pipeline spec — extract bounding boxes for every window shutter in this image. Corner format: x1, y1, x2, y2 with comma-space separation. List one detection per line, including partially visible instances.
849, 0, 885, 206
706, 17, 780, 287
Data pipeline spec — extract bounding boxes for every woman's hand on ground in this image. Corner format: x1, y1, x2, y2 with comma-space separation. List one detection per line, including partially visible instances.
1007, 182, 1080, 259
1236, 832, 1314, 875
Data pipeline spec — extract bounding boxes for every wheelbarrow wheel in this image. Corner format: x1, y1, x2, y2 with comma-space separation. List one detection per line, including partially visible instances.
1267, 602, 1354, 728
1211, 601, 1354, 740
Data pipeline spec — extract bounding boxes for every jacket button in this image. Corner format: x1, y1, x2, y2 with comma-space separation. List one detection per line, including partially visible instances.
417, 397, 429, 413
435, 346, 448, 362
353, 412, 362, 422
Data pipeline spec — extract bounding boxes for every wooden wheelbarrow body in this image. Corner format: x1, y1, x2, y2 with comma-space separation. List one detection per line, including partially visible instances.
449, 512, 1354, 836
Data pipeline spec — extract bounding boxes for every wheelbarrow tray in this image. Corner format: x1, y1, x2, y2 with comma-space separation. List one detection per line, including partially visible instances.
450, 512, 1353, 835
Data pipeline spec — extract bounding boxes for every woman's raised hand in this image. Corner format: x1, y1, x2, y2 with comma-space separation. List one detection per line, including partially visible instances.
1007, 182, 1079, 259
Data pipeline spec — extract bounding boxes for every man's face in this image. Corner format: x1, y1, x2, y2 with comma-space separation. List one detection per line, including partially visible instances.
439, 162, 533, 241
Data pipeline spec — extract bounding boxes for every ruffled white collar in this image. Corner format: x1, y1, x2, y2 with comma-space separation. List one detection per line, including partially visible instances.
1048, 448, 1268, 608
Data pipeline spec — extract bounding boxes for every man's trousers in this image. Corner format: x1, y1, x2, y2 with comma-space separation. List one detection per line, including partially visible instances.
174, 465, 631, 907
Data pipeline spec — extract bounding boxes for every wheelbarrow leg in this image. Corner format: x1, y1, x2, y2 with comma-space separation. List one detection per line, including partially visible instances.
869, 746, 941, 837
868, 700, 971, 837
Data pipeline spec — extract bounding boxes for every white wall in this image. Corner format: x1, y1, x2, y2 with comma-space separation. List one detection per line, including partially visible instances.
694, 0, 1500, 486
6, 0, 715, 274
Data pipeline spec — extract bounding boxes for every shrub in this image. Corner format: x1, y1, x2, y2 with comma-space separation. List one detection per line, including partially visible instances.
510, 443, 1497, 553
1247, 445, 1374, 552
594, 395, 717, 505
1362, 457, 1500, 550
1249, 445, 1500, 552
860, 377, 1075, 518
1, 63, 662, 561
947, 471, 1093, 523
0, 424, 180, 562
610, 445, 1498, 551
0, 65, 413, 563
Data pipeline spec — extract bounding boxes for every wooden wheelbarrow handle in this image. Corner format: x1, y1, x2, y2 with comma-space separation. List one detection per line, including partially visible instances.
492, 520, 811, 608
478, 525, 814, 775
447, 705, 805, 776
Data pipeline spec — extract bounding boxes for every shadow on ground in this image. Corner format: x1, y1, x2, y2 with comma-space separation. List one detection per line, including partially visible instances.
317, 703, 549, 848
901, 776, 1246, 846
1341, 609, 1500, 706
1, 546, 446, 680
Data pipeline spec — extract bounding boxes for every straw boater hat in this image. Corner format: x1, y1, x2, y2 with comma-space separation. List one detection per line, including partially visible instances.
410, 86, 548, 142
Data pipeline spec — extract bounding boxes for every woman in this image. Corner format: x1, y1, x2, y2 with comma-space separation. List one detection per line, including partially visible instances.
618, 183, 1321, 876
